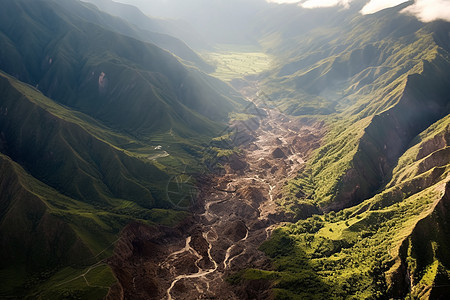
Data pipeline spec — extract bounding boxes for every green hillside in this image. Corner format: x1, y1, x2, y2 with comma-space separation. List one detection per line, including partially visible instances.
82, 0, 214, 59
229, 3, 450, 299
0, 0, 244, 137
0, 0, 246, 297
258, 7, 450, 211
243, 115, 450, 299
0, 70, 194, 298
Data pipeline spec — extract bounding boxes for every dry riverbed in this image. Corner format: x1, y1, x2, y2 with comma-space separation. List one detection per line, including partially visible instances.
106, 86, 324, 299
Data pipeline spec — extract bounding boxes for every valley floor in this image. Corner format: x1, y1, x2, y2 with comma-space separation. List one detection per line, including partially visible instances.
106, 83, 324, 299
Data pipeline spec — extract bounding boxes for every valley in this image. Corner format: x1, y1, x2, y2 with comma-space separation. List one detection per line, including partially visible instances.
106, 83, 325, 299
202, 48, 274, 82
0, 0, 449, 299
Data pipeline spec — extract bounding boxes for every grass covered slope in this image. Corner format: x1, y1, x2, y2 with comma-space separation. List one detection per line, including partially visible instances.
320, 50, 450, 211
0, 0, 244, 138
0, 70, 194, 298
0, 152, 117, 299
235, 3, 450, 298
264, 13, 450, 211
0, 2, 248, 296
237, 116, 450, 299
81, 0, 214, 68
0, 72, 167, 207
0, 3, 248, 295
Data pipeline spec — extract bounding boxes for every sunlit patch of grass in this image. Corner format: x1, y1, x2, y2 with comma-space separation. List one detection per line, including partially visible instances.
202, 47, 273, 81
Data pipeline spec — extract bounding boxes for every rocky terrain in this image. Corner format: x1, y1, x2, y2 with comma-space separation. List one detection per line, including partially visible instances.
106, 86, 325, 299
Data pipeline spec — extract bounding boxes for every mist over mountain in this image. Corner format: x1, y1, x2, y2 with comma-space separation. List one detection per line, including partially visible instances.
81, 0, 213, 50
117, 0, 450, 45
1, 0, 449, 299
114, 0, 270, 46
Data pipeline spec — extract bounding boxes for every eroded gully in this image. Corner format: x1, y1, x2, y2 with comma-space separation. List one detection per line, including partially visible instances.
161, 85, 324, 299
106, 84, 324, 300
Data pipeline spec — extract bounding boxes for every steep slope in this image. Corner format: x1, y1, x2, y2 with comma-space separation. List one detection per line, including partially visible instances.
74, 0, 214, 71
228, 2, 450, 299
240, 114, 450, 299
0, 152, 115, 298
0, 0, 247, 297
0, 72, 167, 206
257, 4, 450, 211
1, 0, 449, 298
110, 0, 268, 46
0, 0, 243, 137
45, 0, 214, 70
0, 71, 193, 298
323, 51, 450, 211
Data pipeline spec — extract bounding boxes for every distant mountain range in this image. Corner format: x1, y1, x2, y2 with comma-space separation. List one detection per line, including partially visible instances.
82, 0, 213, 51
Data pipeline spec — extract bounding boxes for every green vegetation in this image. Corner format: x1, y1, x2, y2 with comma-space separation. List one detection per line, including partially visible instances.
202, 47, 273, 81
268, 14, 450, 211
1, 0, 450, 298
26, 264, 116, 299
0, 55, 206, 297
0, 0, 248, 297
244, 113, 450, 298
0, 144, 187, 297
0, 0, 246, 138
229, 4, 450, 299
82, 0, 215, 72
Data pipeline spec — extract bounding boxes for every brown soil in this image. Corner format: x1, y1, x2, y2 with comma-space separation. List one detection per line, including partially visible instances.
107, 83, 325, 299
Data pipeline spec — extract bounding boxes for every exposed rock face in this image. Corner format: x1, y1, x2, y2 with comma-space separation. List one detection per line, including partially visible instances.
228, 154, 248, 171
234, 279, 272, 300
390, 182, 450, 299
328, 59, 450, 211
221, 220, 248, 242
106, 221, 185, 300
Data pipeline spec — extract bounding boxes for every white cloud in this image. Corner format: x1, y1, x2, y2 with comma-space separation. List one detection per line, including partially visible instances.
299, 0, 409, 11
269, 0, 450, 23
401, 0, 450, 22
121, 0, 450, 23
360, 0, 409, 15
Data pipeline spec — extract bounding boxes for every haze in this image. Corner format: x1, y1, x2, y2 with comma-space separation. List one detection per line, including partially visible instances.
117, 0, 450, 22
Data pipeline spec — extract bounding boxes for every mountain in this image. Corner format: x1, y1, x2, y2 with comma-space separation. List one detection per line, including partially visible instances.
0, 0, 246, 297
0, 70, 177, 298
70, 0, 214, 70
256, 3, 450, 211
228, 2, 450, 299
0, 0, 244, 137
75, 0, 215, 70
81, 0, 212, 51
108, 0, 269, 46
